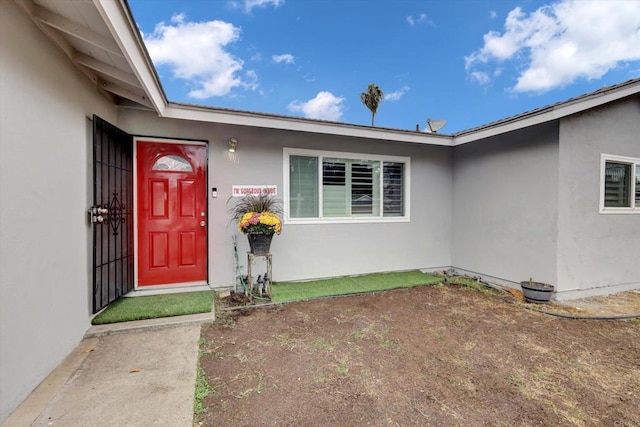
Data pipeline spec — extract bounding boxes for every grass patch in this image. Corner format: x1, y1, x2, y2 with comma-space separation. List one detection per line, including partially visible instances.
271, 270, 443, 303
91, 291, 214, 325
194, 338, 213, 420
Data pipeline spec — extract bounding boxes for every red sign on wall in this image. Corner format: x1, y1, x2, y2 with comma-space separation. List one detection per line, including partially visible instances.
231, 185, 278, 197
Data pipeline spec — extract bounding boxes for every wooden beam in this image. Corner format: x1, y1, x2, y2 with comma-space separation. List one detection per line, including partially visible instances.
100, 81, 152, 109
33, 5, 124, 57
74, 54, 141, 88
15, 0, 75, 59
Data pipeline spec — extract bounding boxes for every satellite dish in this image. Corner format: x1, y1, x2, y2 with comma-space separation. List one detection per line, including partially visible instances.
426, 118, 446, 133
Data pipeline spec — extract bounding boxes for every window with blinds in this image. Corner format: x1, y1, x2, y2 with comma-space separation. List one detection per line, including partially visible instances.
286, 149, 409, 221
600, 154, 640, 213
604, 162, 631, 207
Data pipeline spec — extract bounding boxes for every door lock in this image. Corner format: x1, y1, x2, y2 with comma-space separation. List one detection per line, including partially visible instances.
200, 221, 206, 227
89, 206, 109, 223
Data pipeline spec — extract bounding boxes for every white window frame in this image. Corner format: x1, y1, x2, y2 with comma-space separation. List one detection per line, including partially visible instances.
283, 147, 411, 224
599, 153, 640, 214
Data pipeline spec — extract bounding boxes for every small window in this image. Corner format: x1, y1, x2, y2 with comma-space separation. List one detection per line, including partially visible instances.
152, 155, 193, 172
600, 154, 639, 214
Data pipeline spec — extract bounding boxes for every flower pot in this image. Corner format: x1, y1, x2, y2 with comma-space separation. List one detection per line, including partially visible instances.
520, 281, 554, 303
247, 233, 273, 254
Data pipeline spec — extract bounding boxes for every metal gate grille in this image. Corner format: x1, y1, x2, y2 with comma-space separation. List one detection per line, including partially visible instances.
91, 115, 134, 313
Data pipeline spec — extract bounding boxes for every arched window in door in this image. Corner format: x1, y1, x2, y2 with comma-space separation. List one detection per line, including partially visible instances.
152, 155, 193, 172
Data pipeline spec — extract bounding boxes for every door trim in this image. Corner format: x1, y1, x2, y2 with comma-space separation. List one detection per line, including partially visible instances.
133, 136, 208, 290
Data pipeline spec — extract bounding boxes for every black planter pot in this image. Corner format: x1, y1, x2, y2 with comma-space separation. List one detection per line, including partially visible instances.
247, 233, 273, 255
520, 281, 555, 303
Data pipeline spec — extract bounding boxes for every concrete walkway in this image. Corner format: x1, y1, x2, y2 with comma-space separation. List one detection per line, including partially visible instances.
3, 312, 215, 427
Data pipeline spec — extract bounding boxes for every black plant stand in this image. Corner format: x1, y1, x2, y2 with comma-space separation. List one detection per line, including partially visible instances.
247, 252, 272, 299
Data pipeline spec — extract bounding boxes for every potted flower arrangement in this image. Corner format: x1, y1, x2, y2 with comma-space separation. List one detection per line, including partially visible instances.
229, 194, 283, 254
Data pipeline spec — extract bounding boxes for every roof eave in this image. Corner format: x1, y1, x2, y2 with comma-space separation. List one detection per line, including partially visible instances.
93, 0, 167, 114
452, 79, 640, 145
164, 103, 453, 146
92, 1, 639, 149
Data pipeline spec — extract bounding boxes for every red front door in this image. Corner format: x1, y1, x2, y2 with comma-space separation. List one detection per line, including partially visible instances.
136, 141, 207, 286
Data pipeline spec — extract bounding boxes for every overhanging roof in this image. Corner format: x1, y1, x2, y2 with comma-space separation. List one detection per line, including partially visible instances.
15, 0, 156, 109
452, 78, 640, 145
17, 0, 640, 148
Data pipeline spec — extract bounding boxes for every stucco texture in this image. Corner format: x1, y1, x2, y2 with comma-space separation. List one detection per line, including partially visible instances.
452, 122, 560, 288
0, 1, 117, 421
556, 96, 640, 298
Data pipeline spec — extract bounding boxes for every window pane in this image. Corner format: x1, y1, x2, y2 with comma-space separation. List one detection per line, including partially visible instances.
322, 159, 380, 217
604, 162, 631, 207
322, 161, 346, 186
289, 156, 318, 218
152, 155, 192, 171
323, 159, 347, 217
636, 165, 640, 207
351, 161, 380, 216
383, 162, 404, 216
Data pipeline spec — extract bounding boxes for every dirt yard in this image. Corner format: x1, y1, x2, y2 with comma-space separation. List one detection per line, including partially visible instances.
197, 284, 640, 426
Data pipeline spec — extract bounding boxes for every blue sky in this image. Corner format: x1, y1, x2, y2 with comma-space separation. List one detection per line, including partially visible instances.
128, 0, 640, 134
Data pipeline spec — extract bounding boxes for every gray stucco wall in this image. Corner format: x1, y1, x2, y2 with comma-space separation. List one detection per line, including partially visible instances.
118, 110, 453, 286
452, 122, 560, 288
556, 96, 640, 299
0, 2, 117, 421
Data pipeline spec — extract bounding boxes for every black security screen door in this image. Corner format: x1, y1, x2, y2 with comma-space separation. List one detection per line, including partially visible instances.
91, 115, 134, 313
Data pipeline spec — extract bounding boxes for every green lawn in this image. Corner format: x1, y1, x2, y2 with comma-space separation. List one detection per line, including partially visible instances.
92, 291, 214, 325
271, 270, 444, 303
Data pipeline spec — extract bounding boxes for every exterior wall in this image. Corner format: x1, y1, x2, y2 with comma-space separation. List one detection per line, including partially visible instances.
556, 96, 640, 299
0, 2, 117, 421
452, 123, 560, 288
118, 110, 453, 287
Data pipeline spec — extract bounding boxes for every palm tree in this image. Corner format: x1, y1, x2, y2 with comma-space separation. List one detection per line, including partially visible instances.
360, 83, 383, 126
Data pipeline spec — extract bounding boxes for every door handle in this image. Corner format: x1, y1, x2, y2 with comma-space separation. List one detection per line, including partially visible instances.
200, 221, 206, 227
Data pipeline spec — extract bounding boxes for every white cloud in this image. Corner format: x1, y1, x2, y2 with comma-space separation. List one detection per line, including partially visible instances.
287, 91, 345, 121
142, 14, 257, 99
231, 0, 285, 13
406, 13, 431, 26
384, 86, 410, 101
469, 71, 491, 85
272, 54, 295, 64
489, 10, 497, 19
465, 0, 640, 92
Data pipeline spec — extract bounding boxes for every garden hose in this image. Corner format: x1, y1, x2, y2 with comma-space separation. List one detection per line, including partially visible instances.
447, 275, 640, 321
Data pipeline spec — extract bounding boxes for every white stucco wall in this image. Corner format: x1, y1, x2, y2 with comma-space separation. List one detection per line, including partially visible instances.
451, 123, 560, 288
118, 110, 453, 286
0, 1, 117, 421
556, 96, 640, 299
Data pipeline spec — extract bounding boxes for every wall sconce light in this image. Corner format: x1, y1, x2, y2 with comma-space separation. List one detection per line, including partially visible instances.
228, 138, 238, 153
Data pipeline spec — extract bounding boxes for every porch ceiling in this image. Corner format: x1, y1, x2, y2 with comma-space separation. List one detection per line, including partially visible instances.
15, 0, 153, 110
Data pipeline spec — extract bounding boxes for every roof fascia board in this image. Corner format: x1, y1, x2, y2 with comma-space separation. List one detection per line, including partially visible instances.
163, 104, 453, 146
93, 0, 166, 114
453, 82, 640, 145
